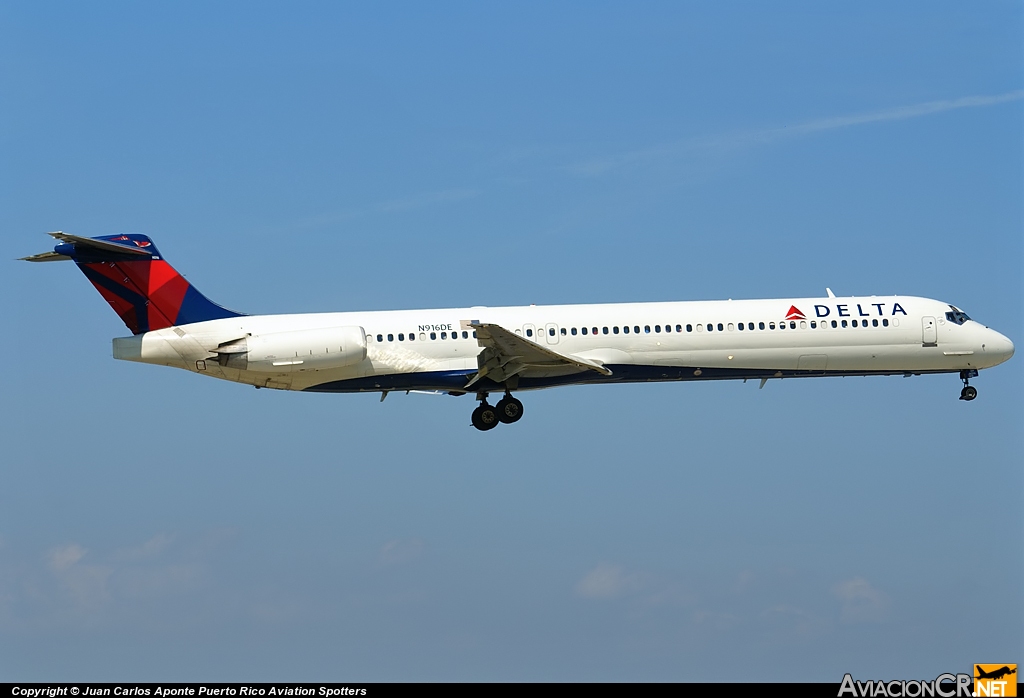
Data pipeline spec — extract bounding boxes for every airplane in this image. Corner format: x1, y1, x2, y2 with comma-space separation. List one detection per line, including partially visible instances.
23, 232, 1015, 430
975, 666, 1016, 681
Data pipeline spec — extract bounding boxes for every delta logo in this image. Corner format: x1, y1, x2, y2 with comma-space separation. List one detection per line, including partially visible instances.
785, 305, 806, 321
133, 240, 151, 248
975, 664, 1017, 697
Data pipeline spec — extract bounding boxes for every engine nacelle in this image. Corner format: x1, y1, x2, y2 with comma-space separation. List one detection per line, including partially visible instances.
216, 326, 366, 372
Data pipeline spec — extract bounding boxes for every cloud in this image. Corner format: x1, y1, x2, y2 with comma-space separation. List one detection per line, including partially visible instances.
48, 544, 87, 572
833, 577, 889, 623
565, 90, 1024, 176
575, 562, 647, 600
378, 538, 426, 566
111, 533, 173, 561
47, 544, 112, 609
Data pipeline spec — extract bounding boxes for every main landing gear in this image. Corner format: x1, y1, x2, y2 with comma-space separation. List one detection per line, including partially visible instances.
471, 391, 524, 431
959, 369, 978, 401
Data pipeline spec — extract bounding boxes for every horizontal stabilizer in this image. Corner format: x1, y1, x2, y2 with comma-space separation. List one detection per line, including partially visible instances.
49, 231, 154, 257
20, 250, 72, 262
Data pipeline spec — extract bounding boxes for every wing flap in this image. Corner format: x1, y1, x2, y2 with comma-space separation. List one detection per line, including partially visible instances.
466, 322, 612, 389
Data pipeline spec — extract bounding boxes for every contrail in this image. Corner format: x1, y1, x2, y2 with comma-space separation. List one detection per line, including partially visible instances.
566, 90, 1024, 175
760, 90, 1024, 139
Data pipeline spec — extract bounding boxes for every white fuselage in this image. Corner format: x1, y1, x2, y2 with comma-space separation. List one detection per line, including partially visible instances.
112, 294, 1014, 394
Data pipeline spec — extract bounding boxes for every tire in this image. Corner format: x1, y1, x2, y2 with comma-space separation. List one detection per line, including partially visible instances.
496, 396, 524, 424
472, 404, 500, 431
963, 386, 977, 401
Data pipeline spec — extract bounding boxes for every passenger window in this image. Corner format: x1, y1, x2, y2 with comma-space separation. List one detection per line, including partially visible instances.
430, 332, 437, 339
388, 334, 394, 342
872, 319, 878, 327
707, 324, 714, 332
463, 331, 469, 338
677, 325, 683, 333
560, 327, 566, 335
738, 323, 744, 331
593, 327, 598, 335
717, 323, 723, 331
571, 327, 577, 335
655, 325, 661, 333
841, 320, 847, 328
635, 326, 641, 334
623, 326, 630, 334
759, 322, 765, 330
790, 321, 796, 329
441, 331, 447, 339
603, 327, 609, 335
409, 333, 416, 341
613, 326, 619, 334
727, 323, 734, 331
769, 322, 776, 330
549, 327, 555, 336
526, 329, 533, 337
882, 319, 889, 327
779, 322, 785, 330
686, 324, 692, 332
376, 334, 383, 342
399, 333, 405, 341
582, 327, 588, 335
645, 325, 651, 333
809, 322, 816, 329
696, 324, 704, 332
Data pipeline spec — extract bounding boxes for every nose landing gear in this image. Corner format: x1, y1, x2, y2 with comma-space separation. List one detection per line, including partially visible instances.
959, 369, 978, 401
471, 391, 525, 430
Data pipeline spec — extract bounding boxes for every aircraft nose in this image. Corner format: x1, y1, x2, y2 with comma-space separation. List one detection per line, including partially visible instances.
983, 329, 1014, 366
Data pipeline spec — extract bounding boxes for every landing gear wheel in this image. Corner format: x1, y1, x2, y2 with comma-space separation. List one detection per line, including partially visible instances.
959, 370, 979, 401
496, 395, 524, 424
472, 403, 500, 431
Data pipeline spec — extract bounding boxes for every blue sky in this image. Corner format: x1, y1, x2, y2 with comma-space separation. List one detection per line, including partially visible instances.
1, 2, 1021, 681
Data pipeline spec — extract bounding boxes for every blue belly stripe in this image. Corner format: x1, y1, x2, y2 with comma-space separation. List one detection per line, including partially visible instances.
303, 365, 958, 394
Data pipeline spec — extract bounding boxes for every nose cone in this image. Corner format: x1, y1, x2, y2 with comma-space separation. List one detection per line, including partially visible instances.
982, 328, 1014, 367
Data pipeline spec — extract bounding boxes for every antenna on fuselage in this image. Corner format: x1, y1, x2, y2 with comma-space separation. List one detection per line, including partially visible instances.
826, 288, 836, 298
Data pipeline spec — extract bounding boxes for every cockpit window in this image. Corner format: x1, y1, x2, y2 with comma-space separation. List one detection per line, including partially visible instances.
946, 306, 971, 325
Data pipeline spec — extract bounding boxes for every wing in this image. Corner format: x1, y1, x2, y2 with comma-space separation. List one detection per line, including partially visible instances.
465, 322, 612, 389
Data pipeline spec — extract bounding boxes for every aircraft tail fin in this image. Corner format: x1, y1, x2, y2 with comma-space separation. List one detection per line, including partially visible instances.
22, 232, 244, 334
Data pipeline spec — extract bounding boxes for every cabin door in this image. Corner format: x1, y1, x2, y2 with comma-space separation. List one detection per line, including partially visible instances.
922, 316, 937, 346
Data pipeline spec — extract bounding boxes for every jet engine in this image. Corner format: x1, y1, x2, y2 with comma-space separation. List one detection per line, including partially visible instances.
214, 326, 366, 372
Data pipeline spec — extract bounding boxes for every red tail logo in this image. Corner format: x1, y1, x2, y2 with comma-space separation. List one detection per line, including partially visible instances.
133, 240, 151, 248
785, 305, 806, 321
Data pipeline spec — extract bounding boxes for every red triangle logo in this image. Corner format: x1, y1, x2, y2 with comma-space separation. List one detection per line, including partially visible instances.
785, 305, 805, 320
